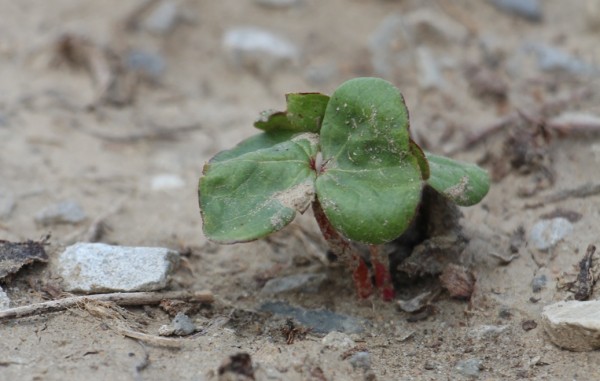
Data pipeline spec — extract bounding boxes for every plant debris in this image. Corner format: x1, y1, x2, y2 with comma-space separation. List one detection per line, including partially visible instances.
563, 244, 599, 301
0, 237, 49, 280
439, 264, 476, 300
280, 318, 311, 345
218, 353, 255, 380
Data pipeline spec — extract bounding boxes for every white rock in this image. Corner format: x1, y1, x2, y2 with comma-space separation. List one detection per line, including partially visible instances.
416, 47, 445, 90
0, 286, 10, 310
151, 174, 185, 191
260, 273, 326, 295
143, 1, 179, 34
542, 300, 600, 351
404, 8, 469, 45
35, 200, 86, 225
223, 27, 299, 76
58, 243, 179, 293
529, 218, 573, 251
321, 331, 355, 350
159, 312, 196, 336
469, 324, 510, 340
368, 15, 412, 78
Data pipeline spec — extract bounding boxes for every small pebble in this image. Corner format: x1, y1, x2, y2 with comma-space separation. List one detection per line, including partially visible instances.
455, 358, 483, 378
58, 243, 180, 293
529, 217, 573, 251
159, 312, 196, 336
126, 50, 166, 81
143, 1, 179, 34
542, 300, 600, 351
321, 331, 355, 350
416, 47, 445, 90
35, 200, 86, 226
488, 0, 542, 22
348, 352, 371, 372
531, 274, 547, 293
151, 174, 185, 191
404, 8, 468, 45
469, 324, 509, 340
526, 43, 597, 76
223, 27, 299, 76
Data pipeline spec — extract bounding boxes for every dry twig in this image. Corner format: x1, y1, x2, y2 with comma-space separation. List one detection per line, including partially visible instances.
0, 290, 213, 321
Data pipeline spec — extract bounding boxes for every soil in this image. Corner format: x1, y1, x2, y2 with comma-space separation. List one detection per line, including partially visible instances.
1, 1, 600, 380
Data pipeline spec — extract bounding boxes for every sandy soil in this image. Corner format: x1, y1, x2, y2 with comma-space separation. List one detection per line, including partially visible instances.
1, 1, 600, 380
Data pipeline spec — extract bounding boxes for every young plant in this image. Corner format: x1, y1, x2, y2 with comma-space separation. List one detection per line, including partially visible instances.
198, 77, 489, 300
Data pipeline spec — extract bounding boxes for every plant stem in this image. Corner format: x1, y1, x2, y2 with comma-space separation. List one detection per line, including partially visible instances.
312, 200, 372, 298
369, 245, 395, 301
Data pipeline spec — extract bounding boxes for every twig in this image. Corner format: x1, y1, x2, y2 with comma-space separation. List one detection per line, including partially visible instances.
450, 87, 591, 155
525, 182, 600, 209
111, 324, 184, 348
86, 123, 203, 143
0, 290, 213, 321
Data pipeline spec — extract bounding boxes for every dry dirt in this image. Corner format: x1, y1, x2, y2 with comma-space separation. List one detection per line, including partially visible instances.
1, 1, 600, 380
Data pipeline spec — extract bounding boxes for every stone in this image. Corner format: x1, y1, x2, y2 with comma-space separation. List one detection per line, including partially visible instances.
0, 189, 15, 219
529, 217, 573, 251
260, 301, 366, 334
58, 243, 179, 293
368, 15, 412, 78
348, 352, 371, 372
531, 274, 547, 293
397, 291, 430, 313
541, 300, 600, 351
159, 312, 196, 336
526, 43, 598, 76
416, 47, 445, 90
126, 50, 166, 81
223, 27, 299, 76
260, 273, 326, 295
488, 0, 542, 22
35, 200, 86, 225
455, 358, 483, 378
143, 1, 179, 35
0, 285, 10, 310
151, 174, 185, 191
404, 8, 469, 45
321, 331, 355, 350
469, 324, 509, 340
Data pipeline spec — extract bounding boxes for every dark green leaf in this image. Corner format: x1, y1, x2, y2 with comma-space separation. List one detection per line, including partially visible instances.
200, 133, 319, 243
316, 77, 423, 244
286, 93, 330, 133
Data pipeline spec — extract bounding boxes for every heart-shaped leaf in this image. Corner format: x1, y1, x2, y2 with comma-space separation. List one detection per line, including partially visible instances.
425, 152, 490, 206
199, 132, 319, 243
316, 78, 423, 244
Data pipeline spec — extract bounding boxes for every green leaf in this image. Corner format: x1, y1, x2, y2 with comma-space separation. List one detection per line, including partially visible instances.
211, 130, 297, 163
425, 152, 490, 206
254, 93, 330, 133
200, 133, 319, 243
316, 77, 423, 244
254, 110, 293, 132
286, 93, 330, 133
